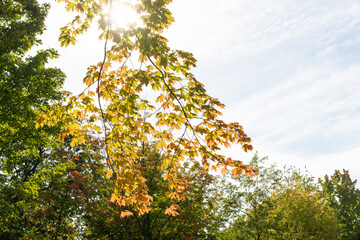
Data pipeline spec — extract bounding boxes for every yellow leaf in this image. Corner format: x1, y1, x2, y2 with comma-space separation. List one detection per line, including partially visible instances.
77, 135, 86, 144
70, 138, 77, 147
155, 141, 166, 150
110, 194, 116, 202
203, 164, 209, 170
106, 169, 113, 178
86, 77, 93, 86
156, 94, 165, 103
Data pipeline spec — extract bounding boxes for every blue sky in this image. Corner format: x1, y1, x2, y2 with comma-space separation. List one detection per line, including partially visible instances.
41, 0, 360, 183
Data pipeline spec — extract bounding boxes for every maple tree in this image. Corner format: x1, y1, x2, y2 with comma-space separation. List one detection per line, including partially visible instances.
38, 0, 254, 216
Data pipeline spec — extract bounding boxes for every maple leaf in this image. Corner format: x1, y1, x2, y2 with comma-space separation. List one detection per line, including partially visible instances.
165, 204, 181, 216
120, 210, 133, 218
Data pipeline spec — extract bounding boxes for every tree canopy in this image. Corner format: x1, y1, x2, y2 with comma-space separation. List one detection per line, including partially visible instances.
0, 0, 68, 237
217, 155, 339, 240
319, 169, 360, 240
2, 0, 360, 239
37, 0, 254, 216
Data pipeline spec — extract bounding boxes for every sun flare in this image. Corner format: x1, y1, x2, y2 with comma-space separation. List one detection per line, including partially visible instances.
108, 0, 141, 29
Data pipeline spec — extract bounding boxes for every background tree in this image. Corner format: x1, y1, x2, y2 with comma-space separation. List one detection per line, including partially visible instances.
319, 169, 360, 240
263, 174, 338, 240
216, 154, 283, 239
0, 0, 70, 237
80, 143, 222, 239
217, 155, 338, 240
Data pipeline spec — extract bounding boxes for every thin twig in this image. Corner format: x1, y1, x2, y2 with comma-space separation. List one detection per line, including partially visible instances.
97, 7, 112, 164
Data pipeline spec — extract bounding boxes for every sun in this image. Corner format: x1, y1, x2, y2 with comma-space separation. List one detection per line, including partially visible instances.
108, 0, 142, 29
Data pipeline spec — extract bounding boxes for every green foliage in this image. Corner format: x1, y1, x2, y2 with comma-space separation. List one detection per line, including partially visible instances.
215, 155, 283, 239
0, 0, 69, 237
264, 175, 338, 239
0, 0, 47, 54
319, 169, 360, 239
217, 155, 338, 240
79, 143, 221, 239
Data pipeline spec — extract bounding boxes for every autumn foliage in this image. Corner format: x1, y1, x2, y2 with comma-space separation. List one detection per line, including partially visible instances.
36, 0, 254, 216
2, 0, 360, 239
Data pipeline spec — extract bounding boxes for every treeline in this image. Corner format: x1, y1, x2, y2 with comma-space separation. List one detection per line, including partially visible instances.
217, 156, 360, 240
1, 0, 360, 239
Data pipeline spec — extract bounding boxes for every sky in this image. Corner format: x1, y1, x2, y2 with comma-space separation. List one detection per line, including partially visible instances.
40, 0, 360, 184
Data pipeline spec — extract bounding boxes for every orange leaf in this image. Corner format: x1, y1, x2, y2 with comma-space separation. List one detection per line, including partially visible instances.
165, 204, 180, 216
221, 167, 228, 174
61, 134, 67, 141
80, 112, 86, 120
120, 210, 133, 218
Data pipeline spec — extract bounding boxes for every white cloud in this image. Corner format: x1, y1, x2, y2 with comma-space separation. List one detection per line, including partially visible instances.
167, 0, 360, 61
166, 1, 360, 186
226, 63, 360, 154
